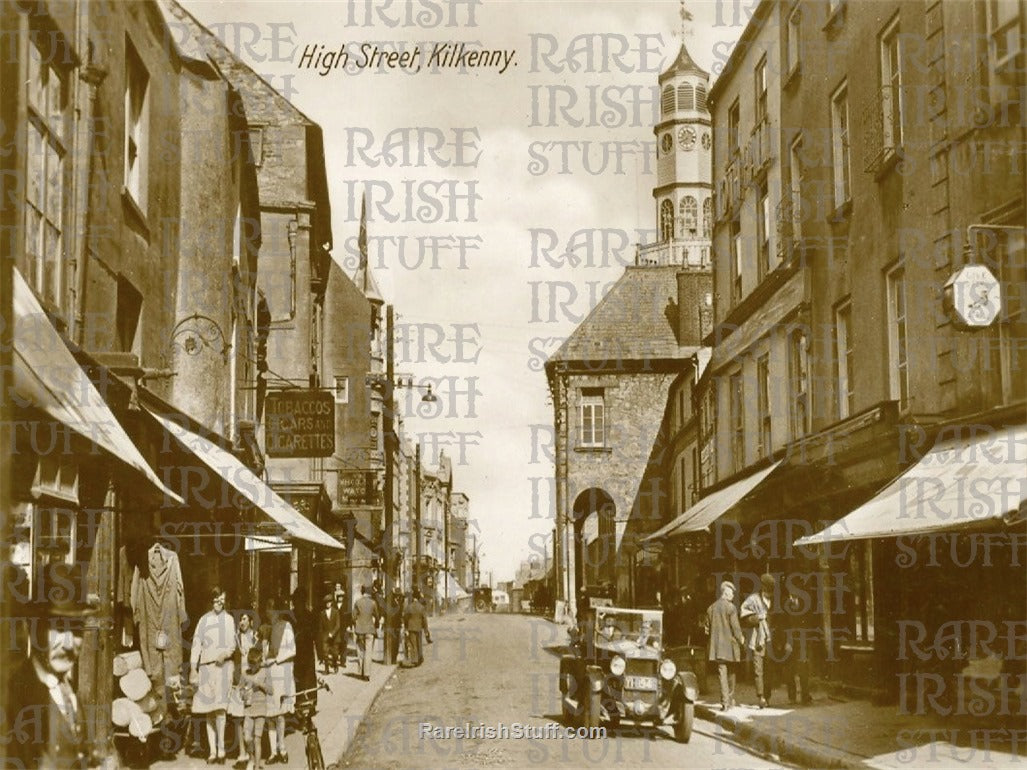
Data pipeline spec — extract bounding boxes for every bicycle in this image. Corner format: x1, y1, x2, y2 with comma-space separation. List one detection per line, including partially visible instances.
293, 679, 330, 770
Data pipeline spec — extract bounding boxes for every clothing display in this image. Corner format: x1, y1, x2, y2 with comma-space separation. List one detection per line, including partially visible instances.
129, 543, 188, 682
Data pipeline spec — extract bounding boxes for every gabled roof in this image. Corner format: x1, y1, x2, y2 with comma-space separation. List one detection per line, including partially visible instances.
546, 265, 700, 370
659, 43, 708, 83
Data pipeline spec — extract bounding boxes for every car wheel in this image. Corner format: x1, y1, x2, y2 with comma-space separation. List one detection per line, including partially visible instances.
475, 599, 487, 612
674, 700, 694, 744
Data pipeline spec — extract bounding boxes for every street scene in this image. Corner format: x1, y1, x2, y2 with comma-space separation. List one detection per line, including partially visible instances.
0, 0, 1025, 768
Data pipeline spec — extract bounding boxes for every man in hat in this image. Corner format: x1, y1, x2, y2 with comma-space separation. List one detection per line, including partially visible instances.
315, 592, 341, 674
402, 591, 429, 667
3, 564, 101, 768
706, 580, 744, 711
740, 573, 777, 708
352, 585, 378, 681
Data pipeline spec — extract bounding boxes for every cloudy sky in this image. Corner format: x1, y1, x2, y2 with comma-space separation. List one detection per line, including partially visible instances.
184, 0, 746, 582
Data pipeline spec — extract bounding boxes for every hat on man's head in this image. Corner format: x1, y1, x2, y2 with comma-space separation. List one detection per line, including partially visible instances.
719, 580, 735, 594
760, 573, 776, 591
23, 563, 100, 620
323, 593, 333, 603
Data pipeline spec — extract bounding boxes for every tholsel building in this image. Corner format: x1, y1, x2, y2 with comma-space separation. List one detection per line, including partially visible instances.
649, 0, 1025, 704
547, 42, 713, 618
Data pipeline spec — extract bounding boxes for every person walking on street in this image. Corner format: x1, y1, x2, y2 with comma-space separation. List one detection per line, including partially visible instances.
740, 573, 776, 708
706, 580, 744, 712
316, 593, 341, 674
353, 585, 377, 680
191, 587, 236, 764
403, 590, 431, 666
384, 588, 404, 665
780, 589, 815, 705
334, 590, 351, 666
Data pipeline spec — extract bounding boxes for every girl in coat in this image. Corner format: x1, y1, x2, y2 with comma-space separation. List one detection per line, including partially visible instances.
190, 587, 236, 764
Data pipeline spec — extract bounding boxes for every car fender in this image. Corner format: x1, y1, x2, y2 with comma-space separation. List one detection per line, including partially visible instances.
676, 670, 698, 703
559, 655, 579, 695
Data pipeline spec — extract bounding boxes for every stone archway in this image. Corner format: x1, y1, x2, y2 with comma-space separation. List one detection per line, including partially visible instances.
572, 488, 616, 599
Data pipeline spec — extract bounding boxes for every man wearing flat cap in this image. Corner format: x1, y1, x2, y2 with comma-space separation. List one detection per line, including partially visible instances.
2, 563, 101, 768
706, 580, 744, 711
315, 592, 341, 674
740, 573, 777, 708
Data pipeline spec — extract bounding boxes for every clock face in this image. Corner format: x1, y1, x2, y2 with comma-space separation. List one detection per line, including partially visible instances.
661, 133, 673, 154
701, 131, 711, 150
678, 126, 696, 151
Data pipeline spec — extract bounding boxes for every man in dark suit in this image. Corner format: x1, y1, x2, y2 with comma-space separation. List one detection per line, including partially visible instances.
383, 589, 404, 665
3, 566, 101, 768
315, 593, 341, 674
706, 580, 745, 711
403, 591, 430, 667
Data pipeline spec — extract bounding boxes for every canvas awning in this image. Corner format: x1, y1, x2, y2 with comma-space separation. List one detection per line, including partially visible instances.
143, 407, 344, 550
436, 573, 470, 602
644, 460, 784, 541
795, 425, 1027, 546
11, 269, 182, 503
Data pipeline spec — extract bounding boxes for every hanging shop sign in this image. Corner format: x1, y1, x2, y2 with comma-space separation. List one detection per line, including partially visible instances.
265, 391, 335, 457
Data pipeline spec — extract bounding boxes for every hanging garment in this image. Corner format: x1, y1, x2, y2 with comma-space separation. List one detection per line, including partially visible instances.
131, 543, 188, 682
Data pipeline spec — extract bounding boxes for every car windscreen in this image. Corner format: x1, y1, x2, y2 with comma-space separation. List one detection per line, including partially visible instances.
594, 609, 662, 649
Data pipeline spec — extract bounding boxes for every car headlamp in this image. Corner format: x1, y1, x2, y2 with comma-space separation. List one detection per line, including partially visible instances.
660, 658, 677, 680
610, 656, 626, 676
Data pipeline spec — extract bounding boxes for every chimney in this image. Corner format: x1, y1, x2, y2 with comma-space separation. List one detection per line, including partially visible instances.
676, 269, 713, 345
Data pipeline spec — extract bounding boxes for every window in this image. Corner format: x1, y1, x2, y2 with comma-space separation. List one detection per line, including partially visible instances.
880, 17, 903, 152
334, 375, 350, 405
754, 58, 768, 124
988, 0, 1022, 75
702, 198, 712, 238
661, 85, 675, 116
115, 276, 142, 356
696, 84, 708, 112
124, 39, 150, 211
757, 182, 771, 278
886, 265, 909, 410
788, 327, 810, 439
699, 387, 716, 489
249, 126, 264, 167
847, 541, 875, 644
677, 83, 694, 110
730, 219, 742, 303
578, 388, 605, 447
681, 196, 698, 235
789, 134, 804, 241
786, 6, 801, 75
756, 353, 771, 458
729, 371, 745, 472
660, 200, 675, 241
835, 301, 854, 419
728, 100, 740, 154
25, 32, 68, 307
32, 454, 79, 504
830, 82, 850, 208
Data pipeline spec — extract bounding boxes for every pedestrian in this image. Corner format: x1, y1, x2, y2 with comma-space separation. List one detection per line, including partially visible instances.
290, 588, 317, 717
263, 596, 295, 766
315, 593, 341, 674
2, 564, 101, 769
706, 580, 744, 712
190, 586, 236, 764
403, 590, 431, 666
334, 591, 351, 666
352, 585, 377, 680
740, 573, 776, 708
780, 589, 815, 705
384, 588, 404, 665
229, 609, 258, 768
238, 644, 272, 770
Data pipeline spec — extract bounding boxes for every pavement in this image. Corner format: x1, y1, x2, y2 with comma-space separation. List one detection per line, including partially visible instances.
142, 635, 399, 770
694, 677, 1027, 769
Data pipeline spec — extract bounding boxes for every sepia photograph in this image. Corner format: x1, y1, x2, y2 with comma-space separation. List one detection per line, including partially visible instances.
0, 0, 1024, 767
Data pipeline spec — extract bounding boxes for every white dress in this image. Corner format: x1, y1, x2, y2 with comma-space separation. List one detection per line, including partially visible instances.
265, 620, 296, 717
190, 610, 236, 714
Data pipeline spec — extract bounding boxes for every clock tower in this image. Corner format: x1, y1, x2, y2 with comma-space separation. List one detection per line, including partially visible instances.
650, 44, 711, 268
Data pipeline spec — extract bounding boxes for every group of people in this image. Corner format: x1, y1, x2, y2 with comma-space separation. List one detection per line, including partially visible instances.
341, 585, 431, 680
706, 574, 813, 711
189, 588, 298, 769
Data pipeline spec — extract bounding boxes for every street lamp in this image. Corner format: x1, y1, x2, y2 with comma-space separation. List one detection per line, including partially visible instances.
373, 304, 437, 664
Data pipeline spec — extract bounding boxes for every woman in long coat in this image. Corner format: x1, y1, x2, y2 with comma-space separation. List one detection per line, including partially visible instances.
263, 596, 296, 765
190, 586, 236, 763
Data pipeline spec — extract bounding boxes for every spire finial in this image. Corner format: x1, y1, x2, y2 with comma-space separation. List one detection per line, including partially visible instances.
679, 0, 693, 39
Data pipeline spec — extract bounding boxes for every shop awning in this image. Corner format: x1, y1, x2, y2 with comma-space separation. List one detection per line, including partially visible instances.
795, 425, 1027, 546
644, 460, 784, 542
11, 269, 182, 503
143, 407, 344, 550
435, 573, 470, 602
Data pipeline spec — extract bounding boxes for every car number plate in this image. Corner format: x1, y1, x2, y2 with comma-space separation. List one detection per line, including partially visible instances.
624, 675, 657, 691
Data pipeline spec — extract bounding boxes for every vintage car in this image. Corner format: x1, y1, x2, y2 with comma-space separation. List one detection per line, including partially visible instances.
559, 602, 697, 742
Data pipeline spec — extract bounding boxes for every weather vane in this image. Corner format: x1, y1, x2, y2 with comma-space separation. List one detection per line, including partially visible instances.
679, 0, 693, 38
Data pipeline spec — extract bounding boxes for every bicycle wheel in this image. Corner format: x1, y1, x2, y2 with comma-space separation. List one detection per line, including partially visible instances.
305, 729, 325, 770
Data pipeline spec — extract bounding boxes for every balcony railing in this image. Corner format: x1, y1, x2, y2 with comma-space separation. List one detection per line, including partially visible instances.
635, 238, 711, 267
